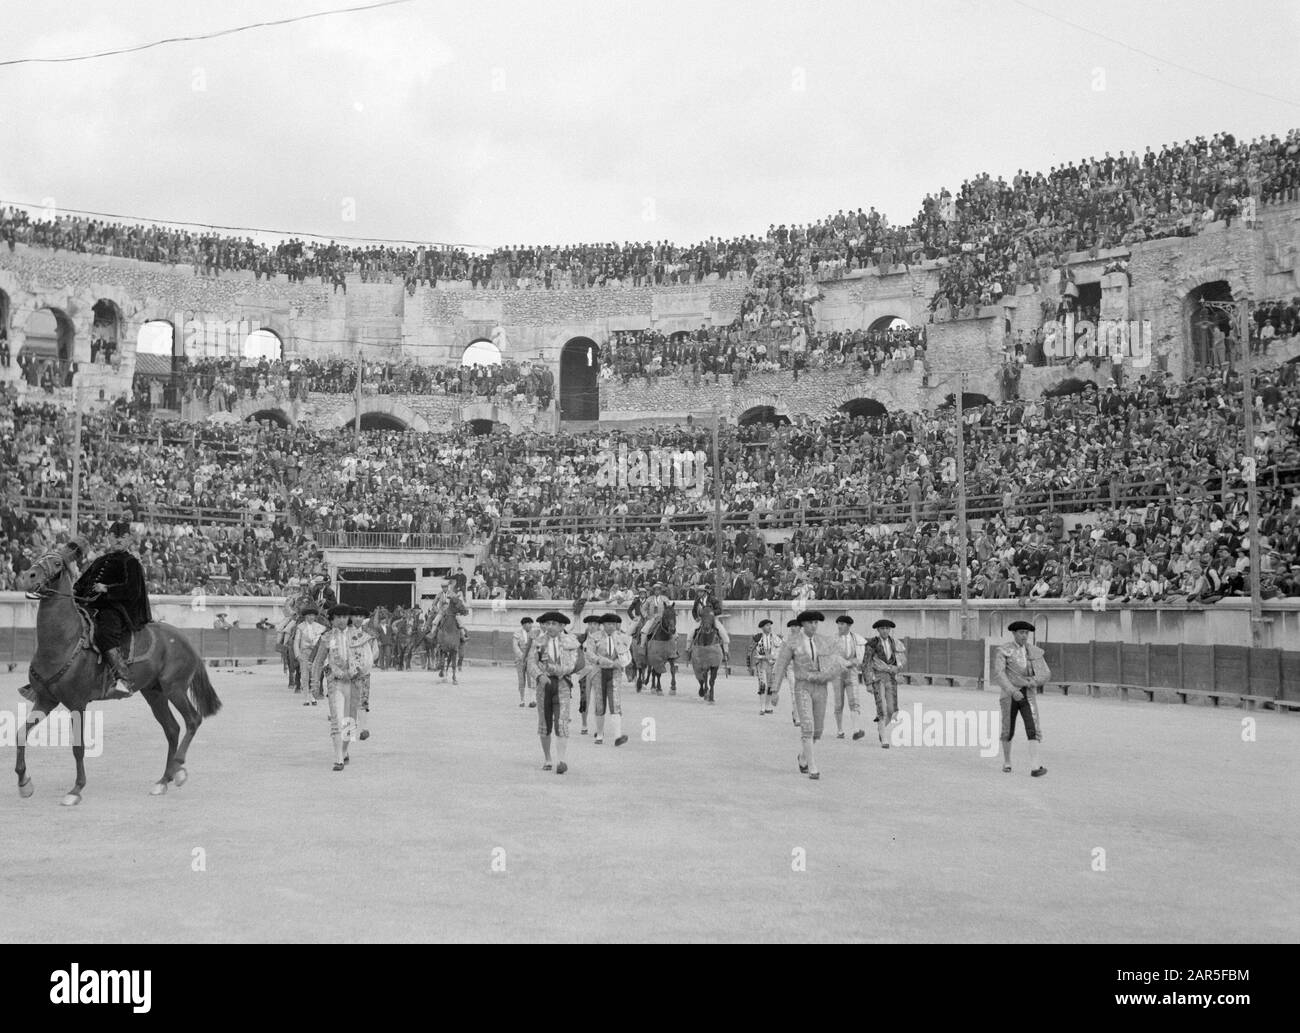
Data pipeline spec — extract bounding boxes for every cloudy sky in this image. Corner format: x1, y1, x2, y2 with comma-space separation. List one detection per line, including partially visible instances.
2, 0, 1298, 251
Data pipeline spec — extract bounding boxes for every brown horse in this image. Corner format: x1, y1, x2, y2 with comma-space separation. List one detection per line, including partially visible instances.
14, 542, 222, 805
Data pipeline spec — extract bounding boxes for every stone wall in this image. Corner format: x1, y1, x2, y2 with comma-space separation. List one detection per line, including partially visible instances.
4, 201, 1300, 425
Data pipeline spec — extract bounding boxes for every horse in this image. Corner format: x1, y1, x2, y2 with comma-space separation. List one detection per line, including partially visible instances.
687, 608, 729, 703
631, 604, 679, 695
14, 542, 222, 805
430, 597, 469, 683
391, 609, 419, 671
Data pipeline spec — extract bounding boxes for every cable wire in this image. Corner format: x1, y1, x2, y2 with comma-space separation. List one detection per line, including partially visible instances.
0, 0, 419, 69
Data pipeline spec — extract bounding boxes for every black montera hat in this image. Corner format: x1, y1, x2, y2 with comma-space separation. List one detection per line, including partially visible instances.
758, 619, 773, 628
836, 615, 854, 626
538, 611, 570, 625
600, 613, 623, 624
797, 610, 825, 623
328, 604, 351, 620
1008, 620, 1036, 632
873, 619, 896, 630
108, 520, 131, 538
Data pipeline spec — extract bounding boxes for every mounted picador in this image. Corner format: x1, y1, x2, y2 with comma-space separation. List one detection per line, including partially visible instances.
71, 520, 152, 699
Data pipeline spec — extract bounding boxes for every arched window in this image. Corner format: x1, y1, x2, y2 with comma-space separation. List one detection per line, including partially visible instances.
243, 329, 283, 362
462, 339, 502, 367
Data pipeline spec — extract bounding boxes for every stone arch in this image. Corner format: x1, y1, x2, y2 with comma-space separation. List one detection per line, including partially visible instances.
322, 397, 430, 433
243, 327, 283, 362
247, 408, 292, 428
560, 336, 599, 421
462, 338, 501, 366
91, 299, 124, 364
827, 383, 903, 418
839, 396, 888, 420
1182, 278, 1237, 371
867, 314, 911, 333
737, 404, 789, 427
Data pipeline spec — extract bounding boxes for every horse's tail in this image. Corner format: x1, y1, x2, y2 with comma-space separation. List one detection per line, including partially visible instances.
189, 664, 223, 718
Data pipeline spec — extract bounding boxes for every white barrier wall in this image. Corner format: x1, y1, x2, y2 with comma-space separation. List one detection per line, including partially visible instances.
3, 594, 1298, 648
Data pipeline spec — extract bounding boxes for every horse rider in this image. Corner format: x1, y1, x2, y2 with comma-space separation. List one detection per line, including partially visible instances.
70, 520, 151, 700
691, 583, 723, 621
638, 581, 671, 648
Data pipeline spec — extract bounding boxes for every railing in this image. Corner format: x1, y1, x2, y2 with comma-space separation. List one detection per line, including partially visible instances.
315, 531, 470, 551
494, 464, 1300, 535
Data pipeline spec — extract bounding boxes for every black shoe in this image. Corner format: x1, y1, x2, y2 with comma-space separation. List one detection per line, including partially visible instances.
880, 742, 890, 749
808, 771, 820, 780
614, 735, 627, 746
1002, 765, 1012, 773
1031, 767, 1047, 777
344, 754, 350, 764
332, 763, 345, 772
836, 732, 845, 739
359, 730, 370, 741
528, 701, 537, 708
556, 762, 568, 775
542, 762, 552, 771
852, 730, 865, 741
797, 754, 808, 774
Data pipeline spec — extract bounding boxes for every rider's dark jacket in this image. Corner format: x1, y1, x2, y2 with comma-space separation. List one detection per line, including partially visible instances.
74, 549, 152, 647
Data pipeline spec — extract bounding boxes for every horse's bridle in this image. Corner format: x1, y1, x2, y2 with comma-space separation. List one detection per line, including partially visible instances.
22, 550, 81, 602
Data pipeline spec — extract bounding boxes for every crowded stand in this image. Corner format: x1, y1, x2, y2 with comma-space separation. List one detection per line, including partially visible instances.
123, 355, 556, 412
3, 361, 1299, 601
603, 323, 926, 384
4, 129, 1297, 303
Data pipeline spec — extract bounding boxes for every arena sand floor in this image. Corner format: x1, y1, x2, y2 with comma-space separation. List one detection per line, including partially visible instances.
1, 663, 1296, 943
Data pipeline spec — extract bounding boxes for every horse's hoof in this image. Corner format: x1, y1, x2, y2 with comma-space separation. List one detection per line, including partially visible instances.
62, 792, 82, 807
173, 767, 188, 788
150, 782, 168, 796
18, 778, 34, 799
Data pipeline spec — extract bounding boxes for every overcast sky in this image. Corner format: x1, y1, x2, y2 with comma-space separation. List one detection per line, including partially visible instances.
1, 0, 1298, 251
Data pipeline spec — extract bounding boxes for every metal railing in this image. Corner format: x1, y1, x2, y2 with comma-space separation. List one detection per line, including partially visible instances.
314, 531, 470, 551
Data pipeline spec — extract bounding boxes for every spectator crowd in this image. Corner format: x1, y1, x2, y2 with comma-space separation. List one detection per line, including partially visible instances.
3, 358, 1300, 603
4, 128, 1296, 309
